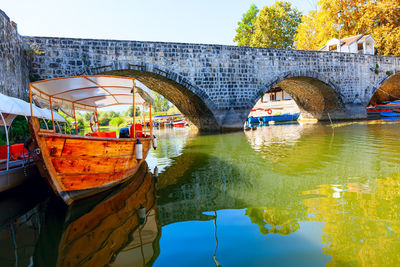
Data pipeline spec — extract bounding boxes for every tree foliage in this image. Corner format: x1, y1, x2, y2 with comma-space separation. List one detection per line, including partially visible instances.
295, 0, 400, 56
109, 117, 126, 127
98, 110, 120, 126
125, 106, 142, 117
233, 4, 259, 46
0, 116, 30, 145
250, 1, 302, 49
153, 92, 170, 112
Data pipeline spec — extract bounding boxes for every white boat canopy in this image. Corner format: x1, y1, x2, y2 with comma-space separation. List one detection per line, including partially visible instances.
0, 92, 66, 126
29, 75, 154, 117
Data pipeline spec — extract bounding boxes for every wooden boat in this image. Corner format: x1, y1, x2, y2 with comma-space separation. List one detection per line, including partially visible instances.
27, 75, 156, 204
262, 112, 300, 123
32, 161, 160, 267
0, 93, 66, 192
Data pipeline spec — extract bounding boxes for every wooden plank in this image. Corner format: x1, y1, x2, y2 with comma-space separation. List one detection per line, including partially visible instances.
45, 137, 65, 157
45, 137, 135, 158
52, 155, 137, 175
58, 167, 140, 191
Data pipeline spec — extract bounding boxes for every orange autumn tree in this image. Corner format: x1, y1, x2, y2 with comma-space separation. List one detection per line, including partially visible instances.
294, 0, 400, 56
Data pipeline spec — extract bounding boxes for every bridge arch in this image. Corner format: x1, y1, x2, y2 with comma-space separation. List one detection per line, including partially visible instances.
368, 71, 400, 105
92, 64, 219, 131
250, 70, 346, 121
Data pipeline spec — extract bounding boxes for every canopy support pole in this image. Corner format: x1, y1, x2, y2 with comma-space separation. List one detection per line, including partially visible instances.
0, 111, 9, 171
66, 121, 71, 134
149, 103, 152, 137
132, 87, 136, 138
29, 84, 33, 117
43, 119, 49, 130
95, 108, 99, 127
142, 104, 145, 135
73, 103, 78, 134
56, 121, 61, 133
49, 97, 55, 132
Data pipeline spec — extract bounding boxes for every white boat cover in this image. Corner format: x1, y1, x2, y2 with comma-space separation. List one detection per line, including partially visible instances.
0, 92, 66, 126
30, 76, 154, 116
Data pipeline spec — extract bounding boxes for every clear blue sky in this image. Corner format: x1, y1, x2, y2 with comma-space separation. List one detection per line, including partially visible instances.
1, 0, 314, 45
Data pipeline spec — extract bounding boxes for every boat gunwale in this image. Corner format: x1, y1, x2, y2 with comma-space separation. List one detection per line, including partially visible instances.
37, 131, 153, 142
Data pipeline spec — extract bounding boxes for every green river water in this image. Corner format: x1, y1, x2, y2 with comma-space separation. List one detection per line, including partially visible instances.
1, 120, 400, 266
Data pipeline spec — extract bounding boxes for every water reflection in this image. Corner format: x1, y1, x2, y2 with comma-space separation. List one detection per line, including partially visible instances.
0, 162, 159, 267
0, 179, 49, 267
153, 121, 400, 265
1, 121, 400, 266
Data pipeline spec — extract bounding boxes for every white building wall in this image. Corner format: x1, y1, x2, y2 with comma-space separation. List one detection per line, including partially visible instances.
364, 41, 374, 55
284, 91, 292, 100
349, 43, 358, 53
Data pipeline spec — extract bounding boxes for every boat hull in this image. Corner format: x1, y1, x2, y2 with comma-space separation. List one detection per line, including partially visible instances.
248, 117, 260, 124
0, 162, 38, 193
262, 112, 300, 123
28, 118, 152, 205
173, 120, 187, 127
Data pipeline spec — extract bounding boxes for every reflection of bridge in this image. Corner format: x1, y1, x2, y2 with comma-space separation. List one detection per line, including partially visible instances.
156, 124, 400, 226
2, 10, 400, 131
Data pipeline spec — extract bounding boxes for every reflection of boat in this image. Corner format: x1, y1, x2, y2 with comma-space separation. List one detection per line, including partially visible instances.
262, 112, 300, 123
33, 161, 160, 267
0, 93, 66, 192
27, 76, 156, 204
380, 111, 400, 117
0, 179, 49, 267
173, 119, 187, 128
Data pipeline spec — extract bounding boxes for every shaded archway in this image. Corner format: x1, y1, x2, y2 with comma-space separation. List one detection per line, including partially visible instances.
369, 72, 400, 105
97, 68, 219, 132
251, 71, 347, 121
277, 76, 345, 120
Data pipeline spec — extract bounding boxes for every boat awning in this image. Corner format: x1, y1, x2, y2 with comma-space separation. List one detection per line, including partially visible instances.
29, 75, 154, 116
0, 93, 66, 126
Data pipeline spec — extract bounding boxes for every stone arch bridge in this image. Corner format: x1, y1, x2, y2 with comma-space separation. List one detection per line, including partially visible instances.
20, 37, 400, 131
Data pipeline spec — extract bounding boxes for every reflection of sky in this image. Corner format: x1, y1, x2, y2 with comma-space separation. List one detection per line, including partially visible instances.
146, 127, 191, 172
154, 209, 329, 267
245, 124, 303, 150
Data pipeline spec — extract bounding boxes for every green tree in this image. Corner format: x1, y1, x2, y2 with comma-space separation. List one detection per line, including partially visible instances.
167, 106, 180, 115
126, 106, 142, 117
98, 111, 111, 126
83, 112, 91, 122
153, 92, 170, 112
109, 117, 125, 127
250, 1, 302, 49
233, 4, 259, 46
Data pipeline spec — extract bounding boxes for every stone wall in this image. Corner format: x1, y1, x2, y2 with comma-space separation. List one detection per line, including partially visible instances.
23, 36, 400, 130
0, 9, 30, 99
